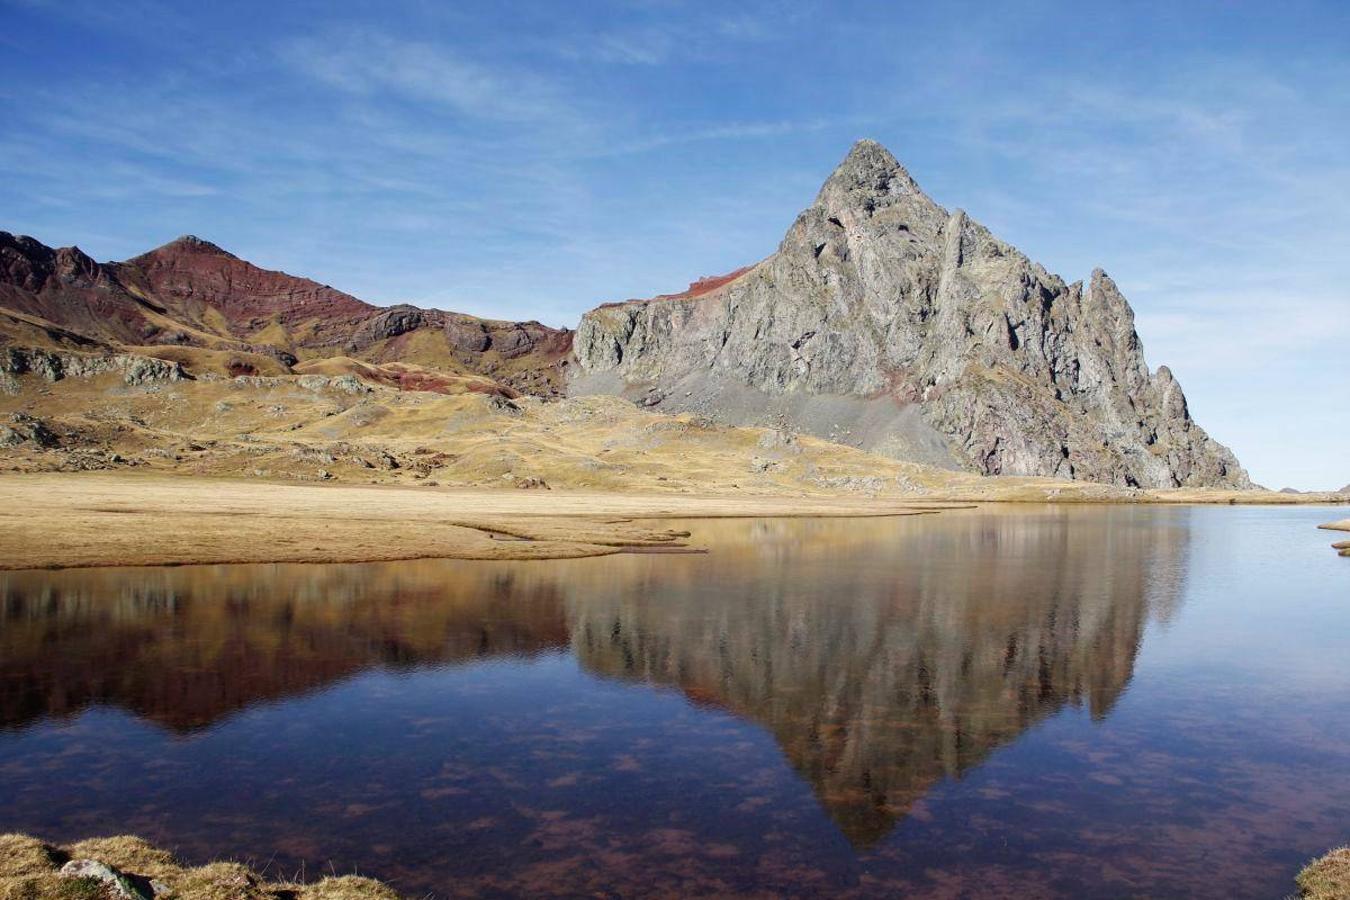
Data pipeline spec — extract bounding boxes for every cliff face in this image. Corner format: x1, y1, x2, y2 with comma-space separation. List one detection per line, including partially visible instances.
572, 140, 1248, 489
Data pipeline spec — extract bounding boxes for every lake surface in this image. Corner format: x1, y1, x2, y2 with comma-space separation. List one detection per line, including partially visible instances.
1, 506, 1347, 898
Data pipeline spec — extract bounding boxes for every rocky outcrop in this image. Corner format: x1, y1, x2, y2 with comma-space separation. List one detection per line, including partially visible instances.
1, 346, 184, 385
572, 140, 1249, 488
0, 413, 58, 448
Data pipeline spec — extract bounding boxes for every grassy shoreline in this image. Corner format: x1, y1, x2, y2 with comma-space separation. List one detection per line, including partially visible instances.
1, 471, 1345, 571
1298, 846, 1350, 899
4, 831, 1346, 899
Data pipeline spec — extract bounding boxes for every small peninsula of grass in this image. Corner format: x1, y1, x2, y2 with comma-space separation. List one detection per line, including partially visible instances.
0, 833, 398, 900
1297, 847, 1350, 899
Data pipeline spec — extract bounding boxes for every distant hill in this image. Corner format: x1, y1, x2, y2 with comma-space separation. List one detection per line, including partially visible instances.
0, 231, 571, 397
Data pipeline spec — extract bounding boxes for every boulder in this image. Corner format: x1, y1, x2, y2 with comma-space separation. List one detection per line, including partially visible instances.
59, 858, 152, 899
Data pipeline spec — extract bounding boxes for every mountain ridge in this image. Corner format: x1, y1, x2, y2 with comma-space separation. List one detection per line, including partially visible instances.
1, 139, 1248, 487
0, 229, 573, 396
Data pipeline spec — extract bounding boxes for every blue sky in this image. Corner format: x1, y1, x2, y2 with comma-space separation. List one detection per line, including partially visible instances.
2, 0, 1346, 489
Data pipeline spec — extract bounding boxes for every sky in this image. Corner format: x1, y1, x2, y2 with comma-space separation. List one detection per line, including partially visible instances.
1, 0, 1346, 490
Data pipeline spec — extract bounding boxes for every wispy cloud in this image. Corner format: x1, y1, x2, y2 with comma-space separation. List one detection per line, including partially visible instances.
281, 30, 568, 124
550, 5, 795, 66
1137, 292, 1350, 374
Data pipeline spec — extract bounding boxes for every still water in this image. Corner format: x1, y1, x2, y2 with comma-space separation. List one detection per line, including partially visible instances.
1, 506, 1347, 897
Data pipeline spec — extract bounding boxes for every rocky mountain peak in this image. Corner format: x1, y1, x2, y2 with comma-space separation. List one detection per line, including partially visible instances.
572, 139, 1250, 490
149, 235, 238, 259
1, 231, 53, 260
827, 139, 923, 194
780, 140, 949, 264
813, 139, 937, 218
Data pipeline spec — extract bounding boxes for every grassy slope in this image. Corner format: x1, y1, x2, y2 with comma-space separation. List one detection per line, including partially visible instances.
1, 365, 1345, 505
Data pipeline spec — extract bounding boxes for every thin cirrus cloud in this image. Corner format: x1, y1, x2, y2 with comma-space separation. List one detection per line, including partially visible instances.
280, 30, 571, 126
550, 11, 788, 66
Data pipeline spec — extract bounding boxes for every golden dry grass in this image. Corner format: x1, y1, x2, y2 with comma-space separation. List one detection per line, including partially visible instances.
297, 877, 400, 900
61, 837, 176, 881
1298, 847, 1350, 899
0, 472, 961, 569
4, 366, 1344, 506
1, 364, 1344, 572
0, 836, 61, 878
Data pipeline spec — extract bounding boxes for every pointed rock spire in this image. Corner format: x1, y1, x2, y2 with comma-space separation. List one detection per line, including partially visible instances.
818, 139, 926, 202
807, 138, 945, 241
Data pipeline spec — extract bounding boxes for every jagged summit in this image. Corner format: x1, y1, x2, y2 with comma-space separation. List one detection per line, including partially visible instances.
572, 139, 1249, 489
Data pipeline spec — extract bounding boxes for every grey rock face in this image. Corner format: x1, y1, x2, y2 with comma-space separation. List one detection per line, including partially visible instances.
1, 346, 184, 386
572, 140, 1249, 489
349, 304, 427, 344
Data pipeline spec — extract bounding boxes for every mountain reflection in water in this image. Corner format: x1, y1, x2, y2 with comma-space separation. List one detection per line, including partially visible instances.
0, 508, 1185, 851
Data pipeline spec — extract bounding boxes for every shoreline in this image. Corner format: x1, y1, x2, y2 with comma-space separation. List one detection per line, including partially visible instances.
3, 471, 1346, 572
0, 472, 964, 571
